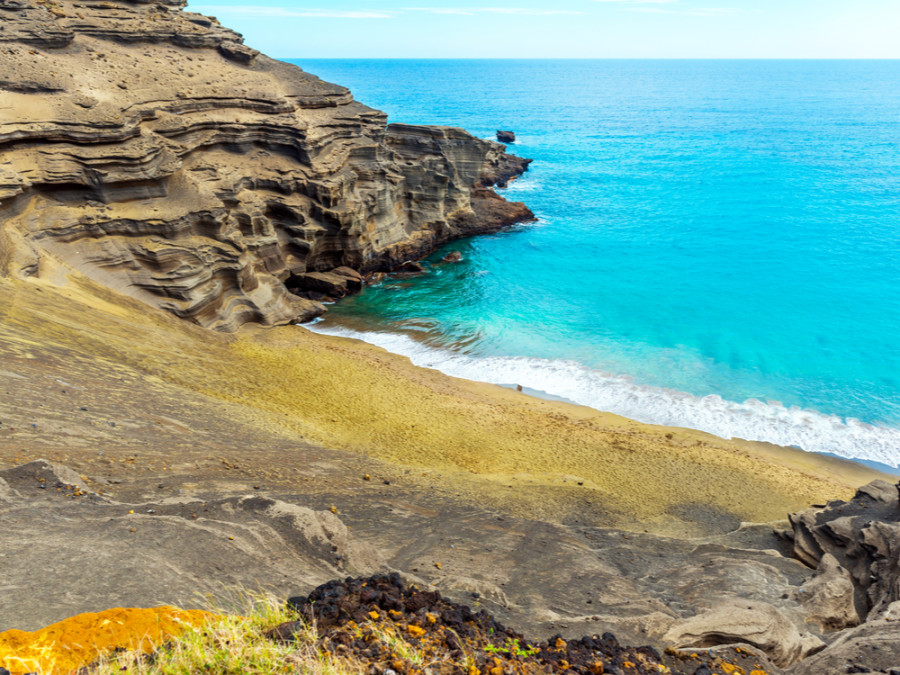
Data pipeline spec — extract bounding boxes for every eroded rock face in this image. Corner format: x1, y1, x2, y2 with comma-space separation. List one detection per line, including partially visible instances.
781, 480, 900, 622
0, 462, 389, 632
788, 619, 900, 675
0, 0, 532, 331
663, 599, 825, 668
792, 553, 861, 632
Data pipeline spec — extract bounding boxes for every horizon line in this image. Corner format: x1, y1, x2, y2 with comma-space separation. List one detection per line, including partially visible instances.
280, 56, 900, 61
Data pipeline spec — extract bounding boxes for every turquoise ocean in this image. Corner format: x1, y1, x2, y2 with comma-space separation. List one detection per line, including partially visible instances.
287, 59, 900, 468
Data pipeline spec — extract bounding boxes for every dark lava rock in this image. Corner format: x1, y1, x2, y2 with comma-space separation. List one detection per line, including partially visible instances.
280, 574, 772, 675
497, 130, 516, 143
440, 251, 463, 263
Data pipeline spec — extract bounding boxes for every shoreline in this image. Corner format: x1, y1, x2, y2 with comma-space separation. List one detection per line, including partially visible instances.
0, 273, 891, 538
507, 384, 900, 477
307, 317, 900, 473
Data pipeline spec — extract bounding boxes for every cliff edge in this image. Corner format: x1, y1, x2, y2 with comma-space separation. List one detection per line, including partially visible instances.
0, 0, 532, 331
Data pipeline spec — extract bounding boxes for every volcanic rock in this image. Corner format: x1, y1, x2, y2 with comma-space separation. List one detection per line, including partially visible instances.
0, 0, 533, 331
662, 599, 825, 668
0, 478, 17, 504
793, 553, 861, 632
0, 465, 388, 632
783, 480, 900, 621
789, 618, 900, 675
497, 130, 516, 143
1, 459, 98, 498
441, 251, 463, 263
287, 271, 362, 300
282, 574, 782, 675
217, 41, 259, 64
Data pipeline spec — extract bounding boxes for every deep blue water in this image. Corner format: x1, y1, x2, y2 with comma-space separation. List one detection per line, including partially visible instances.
287, 59, 900, 465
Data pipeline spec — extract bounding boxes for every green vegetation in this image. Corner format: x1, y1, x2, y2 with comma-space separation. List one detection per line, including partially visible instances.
484, 638, 538, 658
92, 593, 360, 675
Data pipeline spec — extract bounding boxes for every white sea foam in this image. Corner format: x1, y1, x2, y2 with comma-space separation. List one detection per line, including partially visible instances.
306, 323, 900, 468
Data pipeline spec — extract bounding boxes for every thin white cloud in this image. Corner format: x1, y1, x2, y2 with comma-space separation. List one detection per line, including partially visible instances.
402, 7, 473, 14
192, 6, 393, 18
404, 7, 584, 15
629, 6, 740, 15
592, 0, 740, 16
194, 5, 584, 18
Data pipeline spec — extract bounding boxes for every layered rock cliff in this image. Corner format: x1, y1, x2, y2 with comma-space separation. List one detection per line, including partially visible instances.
0, 0, 532, 331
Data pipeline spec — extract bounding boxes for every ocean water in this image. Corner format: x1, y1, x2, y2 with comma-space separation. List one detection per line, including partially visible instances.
287, 59, 900, 467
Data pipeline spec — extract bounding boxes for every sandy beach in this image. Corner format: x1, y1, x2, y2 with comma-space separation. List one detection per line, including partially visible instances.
0, 270, 886, 538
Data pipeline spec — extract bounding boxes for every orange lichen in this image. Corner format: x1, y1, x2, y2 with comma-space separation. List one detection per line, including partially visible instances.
0, 606, 211, 675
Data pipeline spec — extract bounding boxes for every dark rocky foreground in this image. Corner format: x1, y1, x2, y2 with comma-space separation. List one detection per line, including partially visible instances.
277, 574, 773, 675
4, 459, 900, 673
0, 0, 532, 331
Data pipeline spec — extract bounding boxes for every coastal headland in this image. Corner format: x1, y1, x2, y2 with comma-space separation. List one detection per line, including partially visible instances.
2, 0, 900, 672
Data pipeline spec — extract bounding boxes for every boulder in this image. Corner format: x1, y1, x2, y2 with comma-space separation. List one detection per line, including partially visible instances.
882, 600, 900, 621
286, 271, 362, 300
793, 553, 861, 631
855, 479, 899, 504
789, 619, 900, 675
217, 41, 260, 64
331, 267, 364, 283
496, 130, 516, 143
398, 261, 426, 274
785, 479, 900, 620
667, 644, 779, 675
663, 599, 825, 668
441, 251, 463, 263
0, 459, 96, 496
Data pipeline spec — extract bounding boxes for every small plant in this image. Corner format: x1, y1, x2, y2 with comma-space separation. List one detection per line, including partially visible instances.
354, 623, 425, 666
484, 638, 539, 658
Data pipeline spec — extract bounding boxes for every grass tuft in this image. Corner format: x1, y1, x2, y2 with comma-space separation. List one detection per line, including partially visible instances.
91, 591, 362, 675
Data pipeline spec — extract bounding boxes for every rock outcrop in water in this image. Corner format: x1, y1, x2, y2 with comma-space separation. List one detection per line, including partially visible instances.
0, 0, 532, 331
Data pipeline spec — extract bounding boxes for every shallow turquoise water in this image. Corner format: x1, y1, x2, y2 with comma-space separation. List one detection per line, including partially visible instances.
288, 59, 900, 465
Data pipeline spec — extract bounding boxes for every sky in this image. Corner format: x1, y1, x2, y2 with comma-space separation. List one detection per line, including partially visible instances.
185, 0, 900, 59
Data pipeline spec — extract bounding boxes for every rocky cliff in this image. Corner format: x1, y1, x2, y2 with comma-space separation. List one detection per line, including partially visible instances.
0, 0, 532, 331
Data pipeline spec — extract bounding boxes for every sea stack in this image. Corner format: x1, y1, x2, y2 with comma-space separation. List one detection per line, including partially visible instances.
0, 0, 533, 331
497, 130, 517, 143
